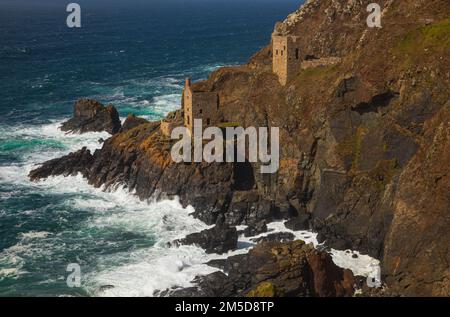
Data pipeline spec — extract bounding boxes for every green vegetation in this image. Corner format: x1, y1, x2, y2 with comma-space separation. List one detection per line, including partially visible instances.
246, 282, 279, 297
336, 126, 367, 171
352, 127, 366, 170
217, 122, 241, 128
397, 19, 450, 51
296, 64, 339, 82
394, 19, 450, 66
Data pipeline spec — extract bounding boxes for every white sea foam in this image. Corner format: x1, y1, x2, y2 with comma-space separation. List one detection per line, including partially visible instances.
87, 200, 217, 296
0, 168, 219, 296
152, 94, 181, 110
0, 268, 23, 279
329, 249, 380, 277
19, 231, 52, 240
0, 120, 108, 185
85, 215, 380, 297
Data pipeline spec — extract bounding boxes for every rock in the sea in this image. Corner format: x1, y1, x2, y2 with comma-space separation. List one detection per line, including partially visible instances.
251, 232, 295, 243
61, 99, 121, 134
121, 114, 149, 132
165, 240, 355, 297
243, 220, 268, 237
174, 224, 238, 254
29, 147, 94, 181
284, 212, 311, 231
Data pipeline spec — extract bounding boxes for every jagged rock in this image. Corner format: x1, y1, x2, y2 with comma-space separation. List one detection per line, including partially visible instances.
163, 240, 355, 297
251, 232, 295, 243
225, 193, 277, 226
243, 220, 268, 237
173, 224, 238, 254
29, 147, 93, 181
204, 259, 228, 271
121, 114, 149, 132
284, 212, 311, 231
61, 99, 121, 134
156, 272, 231, 297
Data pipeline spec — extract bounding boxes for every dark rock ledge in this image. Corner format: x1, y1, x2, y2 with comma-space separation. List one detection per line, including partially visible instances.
171, 224, 238, 255
156, 240, 356, 297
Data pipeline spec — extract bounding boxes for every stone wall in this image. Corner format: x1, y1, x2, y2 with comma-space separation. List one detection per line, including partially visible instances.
160, 120, 178, 137
301, 57, 341, 70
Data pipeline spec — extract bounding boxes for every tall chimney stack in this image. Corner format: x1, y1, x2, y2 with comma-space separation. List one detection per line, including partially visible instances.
185, 77, 191, 88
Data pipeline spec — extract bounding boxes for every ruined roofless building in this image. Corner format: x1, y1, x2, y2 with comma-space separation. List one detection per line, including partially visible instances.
183, 78, 219, 135
272, 29, 302, 86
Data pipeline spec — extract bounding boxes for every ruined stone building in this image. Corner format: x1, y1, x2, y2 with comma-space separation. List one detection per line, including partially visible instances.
183, 78, 219, 135
160, 110, 183, 137
272, 33, 302, 86
272, 32, 341, 85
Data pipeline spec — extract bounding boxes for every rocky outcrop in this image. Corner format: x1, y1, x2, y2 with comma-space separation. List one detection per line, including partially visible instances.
173, 224, 238, 254
162, 240, 355, 297
242, 221, 268, 237
251, 232, 295, 244
61, 99, 121, 134
29, 147, 93, 181
121, 114, 149, 132
284, 212, 311, 231
382, 106, 450, 296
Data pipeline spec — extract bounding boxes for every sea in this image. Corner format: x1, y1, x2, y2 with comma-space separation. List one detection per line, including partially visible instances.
0, 0, 379, 297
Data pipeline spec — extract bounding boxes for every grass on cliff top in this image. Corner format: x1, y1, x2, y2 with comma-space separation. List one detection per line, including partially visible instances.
296, 64, 339, 82
292, 64, 340, 99
394, 19, 450, 64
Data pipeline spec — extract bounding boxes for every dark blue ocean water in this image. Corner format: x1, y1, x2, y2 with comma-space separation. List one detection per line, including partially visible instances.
0, 0, 302, 296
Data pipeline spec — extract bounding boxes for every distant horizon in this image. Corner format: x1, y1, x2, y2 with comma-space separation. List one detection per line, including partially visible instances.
1, 0, 303, 8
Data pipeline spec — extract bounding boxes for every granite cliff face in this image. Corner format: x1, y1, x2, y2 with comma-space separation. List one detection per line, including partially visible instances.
30, 0, 449, 296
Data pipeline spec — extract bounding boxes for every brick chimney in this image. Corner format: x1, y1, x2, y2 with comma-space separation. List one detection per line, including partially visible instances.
185, 77, 191, 89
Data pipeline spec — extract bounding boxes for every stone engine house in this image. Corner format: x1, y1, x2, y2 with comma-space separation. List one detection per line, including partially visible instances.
272, 34, 302, 86
183, 78, 219, 134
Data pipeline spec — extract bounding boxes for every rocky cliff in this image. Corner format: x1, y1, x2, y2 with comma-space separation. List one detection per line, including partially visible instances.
61, 99, 122, 134
30, 0, 449, 296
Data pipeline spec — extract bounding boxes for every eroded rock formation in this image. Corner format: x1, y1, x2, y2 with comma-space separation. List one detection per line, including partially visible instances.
173, 224, 238, 255
61, 98, 121, 134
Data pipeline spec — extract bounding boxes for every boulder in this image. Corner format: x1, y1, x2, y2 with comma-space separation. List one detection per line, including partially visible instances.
284, 212, 311, 231
174, 224, 238, 254
61, 99, 121, 134
121, 114, 149, 132
243, 220, 268, 237
251, 232, 295, 243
